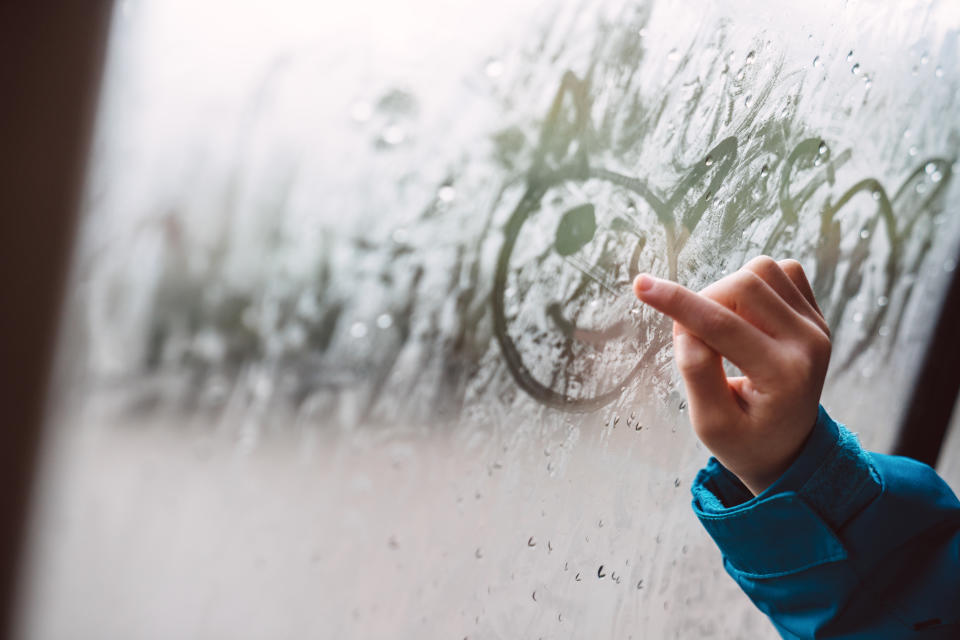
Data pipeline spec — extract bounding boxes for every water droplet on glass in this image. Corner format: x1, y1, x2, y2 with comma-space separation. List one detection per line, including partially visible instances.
744, 94, 753, 107
637, 579, 644, 589
925, 162, 938, 175
350, 322, 368, 339
920, 52, 929, 65
812, 55, 821, 68
877, 296, 889, 307
908, 146, 918, 157
667, 48, 680, 62
852, 312, 864, 323
674, 477, 681, 488
935, 66, 943, 78
484, 58, 504, 78
878, 325, 890, 337
859, 228, 870, 239
945, 259, 957, 273
931, 170, 943, 183
903, 128, 912, 139
678, 400, 687, 411
350, 101, 373, 123
871, 188, 882, 201
915, 182, 928, 194
392, 227, 409, 244
376, 313, 394, 330
548, 540, 553, 553
437, 185, 456, 203
575, 572, 582, 581
818, 141, 828, 155
597, 565, 606, 579
704, 155, 714, 167
745, 50, 756, 64
598, 519, 604, 528
846, 50, 854, 61
638, 27, 649, 38
760, 164, 769, 178
613, 415, 620, 426
531, 591, 537, 602
381, 124, 406, 146
475, 548, 483, 559
527, 536, 537, 548
851, 63, 860, 75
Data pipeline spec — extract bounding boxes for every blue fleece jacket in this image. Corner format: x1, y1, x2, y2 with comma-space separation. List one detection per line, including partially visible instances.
691, 406, 960, 639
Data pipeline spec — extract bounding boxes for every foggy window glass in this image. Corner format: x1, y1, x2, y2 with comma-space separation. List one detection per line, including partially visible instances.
941, 397, 960, 490
19, 0, 960, 638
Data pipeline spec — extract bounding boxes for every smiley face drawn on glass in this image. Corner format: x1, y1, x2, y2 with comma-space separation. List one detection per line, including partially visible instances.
493, 71, 738, 411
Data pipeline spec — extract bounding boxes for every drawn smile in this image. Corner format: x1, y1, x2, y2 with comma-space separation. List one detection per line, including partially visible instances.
546, 202, 643, 348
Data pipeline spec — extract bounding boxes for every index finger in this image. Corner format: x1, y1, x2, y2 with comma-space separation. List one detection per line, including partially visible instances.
633, 273, 780, 378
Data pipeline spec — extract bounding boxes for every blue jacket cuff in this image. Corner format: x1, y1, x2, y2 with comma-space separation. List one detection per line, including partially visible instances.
691, 406, 882, 578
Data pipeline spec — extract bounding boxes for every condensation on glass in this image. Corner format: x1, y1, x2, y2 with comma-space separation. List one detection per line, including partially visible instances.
940, 395, 960, 491
17, 0, 960, 638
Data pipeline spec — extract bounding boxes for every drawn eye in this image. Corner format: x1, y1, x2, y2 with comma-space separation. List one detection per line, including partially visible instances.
554, 203, 597, 256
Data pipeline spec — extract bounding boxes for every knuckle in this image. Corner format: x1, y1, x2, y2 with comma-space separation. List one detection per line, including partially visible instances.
814, 318, 832, 340
745, 255, 779, 276
733, 269, 765, 296
811, 331, 832, 360
778, 258, 804, 278
794, 332, 831, 375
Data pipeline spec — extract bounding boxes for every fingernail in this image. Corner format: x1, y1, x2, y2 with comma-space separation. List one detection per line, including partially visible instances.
634, 273, 654, 294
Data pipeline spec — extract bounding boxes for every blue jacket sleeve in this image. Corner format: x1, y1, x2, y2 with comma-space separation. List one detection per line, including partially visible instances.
691, 406, 960, 639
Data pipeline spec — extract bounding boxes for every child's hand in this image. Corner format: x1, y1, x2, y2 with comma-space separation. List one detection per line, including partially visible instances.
633, 257, 831, 495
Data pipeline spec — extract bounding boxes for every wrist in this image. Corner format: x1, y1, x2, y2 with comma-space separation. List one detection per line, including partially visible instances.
735, 410, 822, 495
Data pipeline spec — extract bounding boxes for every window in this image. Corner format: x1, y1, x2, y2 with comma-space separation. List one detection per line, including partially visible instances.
17, 1, 960, 637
